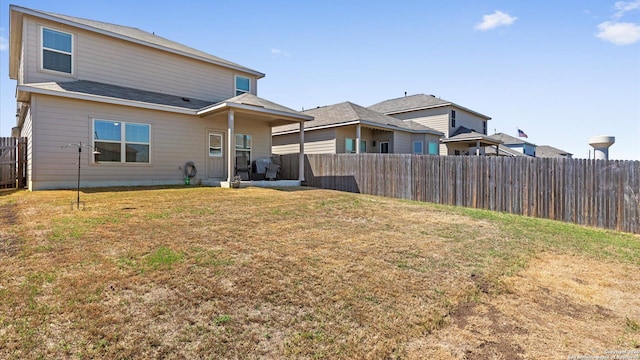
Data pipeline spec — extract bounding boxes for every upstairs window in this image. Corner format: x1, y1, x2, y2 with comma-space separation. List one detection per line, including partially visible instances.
235, 76, 250, 96
93, 120, 150, 163
42, 27, 73, 74
483, 121, 487, 135
451, 110, 456, 128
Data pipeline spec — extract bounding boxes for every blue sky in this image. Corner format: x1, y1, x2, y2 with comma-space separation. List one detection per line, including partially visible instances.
1, 0, 639, 159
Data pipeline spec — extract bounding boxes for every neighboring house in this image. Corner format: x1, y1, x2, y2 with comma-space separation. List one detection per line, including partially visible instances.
8, 5, 310, 190
484, 144, 530, 157
368, 94, 497, 155
272, 102, 443, 155
536, 145, 573, 159
488, 133, 537, 156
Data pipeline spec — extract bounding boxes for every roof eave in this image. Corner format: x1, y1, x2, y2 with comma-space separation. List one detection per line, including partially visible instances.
197, 102, 313, 122
9, 7, 24, 79
358, 120, 443, 135
272, 119, 444, 136
17, 84, 198, 114
9, 5, 265, 79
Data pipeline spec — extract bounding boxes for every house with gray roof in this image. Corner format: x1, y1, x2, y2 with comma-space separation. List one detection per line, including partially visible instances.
9, 5, 310, 190
369, 94, 494, 155
272, 102, 443, 155
536, 145, 573, 159
487, 132, 537, 157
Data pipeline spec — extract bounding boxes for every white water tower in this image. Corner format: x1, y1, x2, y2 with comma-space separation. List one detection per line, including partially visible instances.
588, 135, 615, 160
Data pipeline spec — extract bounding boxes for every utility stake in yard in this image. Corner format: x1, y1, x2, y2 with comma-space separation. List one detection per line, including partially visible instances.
62, 141, 100, 210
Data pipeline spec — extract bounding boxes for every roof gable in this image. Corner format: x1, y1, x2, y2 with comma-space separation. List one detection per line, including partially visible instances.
9, 5, 264, 79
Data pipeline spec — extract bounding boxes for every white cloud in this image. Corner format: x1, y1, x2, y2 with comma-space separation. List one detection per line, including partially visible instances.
270, 48, 290, 57
596, 21, 640, 45
0, 35, 8, 51
476, 10, 518, 31
614, 0, 640, 18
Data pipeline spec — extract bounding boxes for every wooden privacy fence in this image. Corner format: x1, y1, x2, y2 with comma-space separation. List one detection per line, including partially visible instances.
280, 154, 640, 234
0, 137, 27, 189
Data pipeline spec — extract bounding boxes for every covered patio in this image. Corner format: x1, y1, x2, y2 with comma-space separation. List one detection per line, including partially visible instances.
197, 93, 313, 187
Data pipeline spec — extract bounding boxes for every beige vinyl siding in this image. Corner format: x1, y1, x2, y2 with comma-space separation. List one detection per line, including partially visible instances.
393, 131, 412, 154
391, 108, 449, 134
272, 128, 336, 155
371, 130, 393, 153
455, 108, 486, 135
22, 16, 257, 101
28, 95, 272, 190
21, 105, 34, 188
335, 126, 374, 153
389, 106, 488, 155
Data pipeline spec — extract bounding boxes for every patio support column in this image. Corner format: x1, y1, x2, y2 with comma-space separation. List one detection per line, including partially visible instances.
355, 124, 361, 154
298, 121, 305, 182
475, 140, 480, 156
227, 110, 235, 183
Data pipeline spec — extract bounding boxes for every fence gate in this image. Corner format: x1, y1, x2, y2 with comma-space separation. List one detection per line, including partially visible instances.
0, 137, 27, 189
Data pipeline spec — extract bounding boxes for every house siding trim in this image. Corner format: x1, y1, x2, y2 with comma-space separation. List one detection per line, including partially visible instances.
9, 5, 265, 79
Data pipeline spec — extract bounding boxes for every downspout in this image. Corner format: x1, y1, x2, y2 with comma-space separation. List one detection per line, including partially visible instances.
298, 121, 305, 182
227, 110, 235, 183
355, 124, 361, 154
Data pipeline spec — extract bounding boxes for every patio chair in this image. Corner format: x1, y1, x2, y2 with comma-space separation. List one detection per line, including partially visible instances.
265, 155, 280, 180
235, 155, 251, 180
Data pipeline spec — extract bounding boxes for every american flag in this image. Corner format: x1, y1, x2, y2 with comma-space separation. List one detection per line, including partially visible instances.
517, 129, 528, 138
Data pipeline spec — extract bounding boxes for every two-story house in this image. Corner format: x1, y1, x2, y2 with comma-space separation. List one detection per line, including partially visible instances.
368, 94, 500, 156
9, 5, 310, 190
272, 101, 443, 155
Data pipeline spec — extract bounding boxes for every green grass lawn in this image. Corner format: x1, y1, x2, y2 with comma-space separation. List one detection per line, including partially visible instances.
1, 186, 638, 359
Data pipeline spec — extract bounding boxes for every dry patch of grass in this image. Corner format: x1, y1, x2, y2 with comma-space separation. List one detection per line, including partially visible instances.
409, 253, 640, 359
0, 186, 639, 359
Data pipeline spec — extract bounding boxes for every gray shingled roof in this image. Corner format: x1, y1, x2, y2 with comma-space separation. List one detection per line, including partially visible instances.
22, 81, 310, 121
441, 126, 502, 145
272, 102, 442, 135
484, 145, 530, 157
218, 93, 305, 115
536, 145, 573, 158
13, 5, 264, 78
368, 94, 449, 114
24, 80, 216, 110
368, 93, 491, 120
488, 132, 535, 146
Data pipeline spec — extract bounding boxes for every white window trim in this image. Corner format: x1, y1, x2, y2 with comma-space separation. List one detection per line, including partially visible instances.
234, 75, 251, 96
413, 141, 423, 155
235, 133, 252, 161
92, 119, 151, 165
209, 133, 223, 158
345, 138, 356, 153
39, 26, 75, 76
